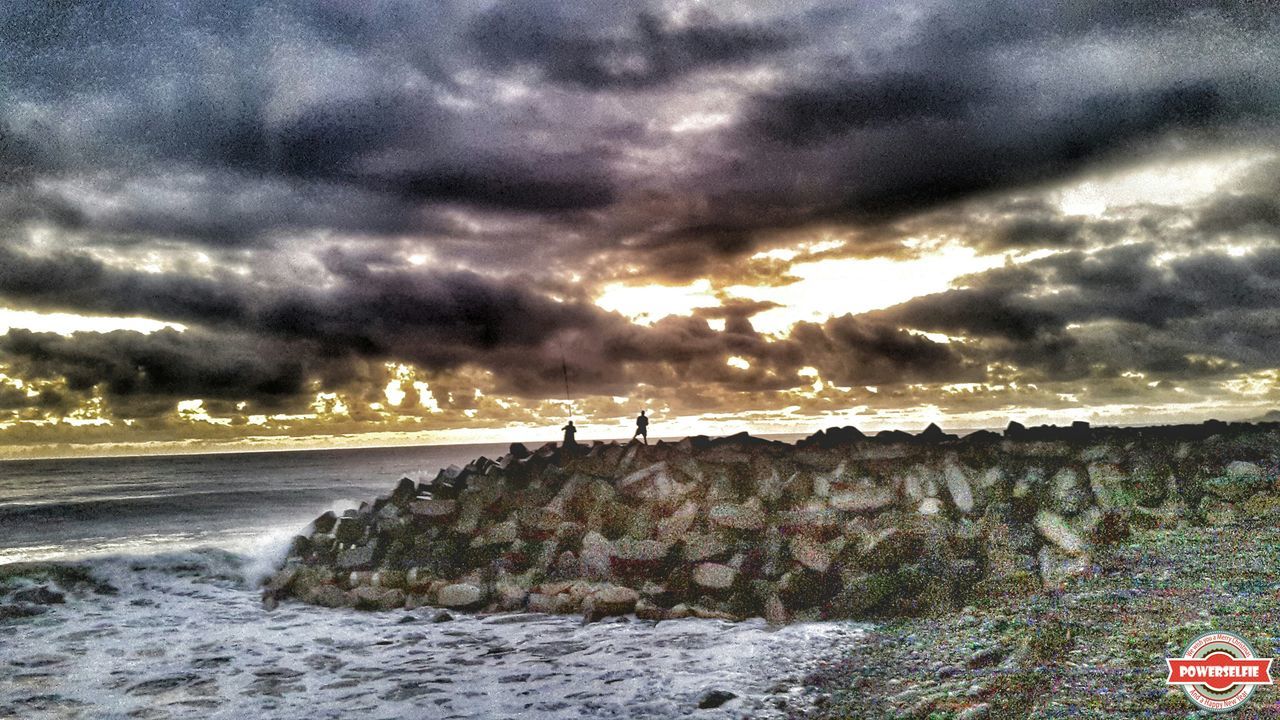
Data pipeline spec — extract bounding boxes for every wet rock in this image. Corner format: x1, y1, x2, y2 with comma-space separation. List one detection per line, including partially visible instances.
0, 603, 48, 619
12, 585, 65, 605
582, 585, 639, 622
437, 583, 484, 609
311, 510, 338, 534
336, 545, 376, 571
696, 689, 737, 709
333, 517, 366, 544
432, 610, 454, 623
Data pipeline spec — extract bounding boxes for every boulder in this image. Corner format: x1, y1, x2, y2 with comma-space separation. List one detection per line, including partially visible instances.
311, 510, 338, 535
1050, 467, 1090, 516
681, 533, 729, 563
655, 500, 699, 542
776, 502, 841, 538
333, 517, 366, 544
1127, 459, 1170, 507
437, 583, 485, 609
859, 528, 924, 571
943, 462, 975, 513
351, 586, 406, 611
1034, 511, 1086, 556
829, 487, 897, 514
788, 536, 833, 574
1203, 461, 1268, 501
409, 499, 459, 523
708, 500, 766, 531
11, 585, 65, 605
1087, 463, 1130, 508
389, 477, 418, 506
696, 689, 737, 709
580, 531, 614, 581
692, 563, 737, 591
335, 545, 376, 571
609, 539, 671, 576
582, 585, 640, 622
616, 462, 692, 505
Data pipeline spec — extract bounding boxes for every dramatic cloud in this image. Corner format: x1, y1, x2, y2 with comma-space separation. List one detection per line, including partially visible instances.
2, 0, 1280, 454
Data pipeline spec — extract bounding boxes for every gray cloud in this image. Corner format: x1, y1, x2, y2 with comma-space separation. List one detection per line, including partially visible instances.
3, 0, 1280, 444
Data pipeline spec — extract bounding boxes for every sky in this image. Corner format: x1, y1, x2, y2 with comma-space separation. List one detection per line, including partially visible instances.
2, 1, 1280, 458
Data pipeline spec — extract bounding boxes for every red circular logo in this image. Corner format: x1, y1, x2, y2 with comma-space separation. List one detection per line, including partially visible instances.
1166, 631, 1274, 711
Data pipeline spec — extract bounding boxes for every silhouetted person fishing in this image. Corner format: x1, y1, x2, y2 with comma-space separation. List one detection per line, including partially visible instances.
562, 420, 578, 449
633, 410, 649, 444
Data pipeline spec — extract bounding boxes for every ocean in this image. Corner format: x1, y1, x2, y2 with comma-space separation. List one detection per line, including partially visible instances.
0, 443, 865, 719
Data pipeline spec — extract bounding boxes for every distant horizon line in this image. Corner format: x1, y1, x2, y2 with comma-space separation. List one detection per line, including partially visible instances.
5, 414, 1275, 463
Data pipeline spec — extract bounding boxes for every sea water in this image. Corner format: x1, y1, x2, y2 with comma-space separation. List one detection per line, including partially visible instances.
0, 444, 866, 719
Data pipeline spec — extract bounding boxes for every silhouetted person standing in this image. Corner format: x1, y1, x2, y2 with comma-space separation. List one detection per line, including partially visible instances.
633, 410, 649, 444
562, 420, 578, 449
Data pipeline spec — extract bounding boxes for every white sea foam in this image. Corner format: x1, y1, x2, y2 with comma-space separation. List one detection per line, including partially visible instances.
1, 549, 868, 719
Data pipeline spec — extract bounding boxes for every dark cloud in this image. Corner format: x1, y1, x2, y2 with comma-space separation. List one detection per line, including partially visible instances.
468, 4, 793, 90
3, 0, 1280, 448
0, 328, 308, 410
871, 239, 1280, 380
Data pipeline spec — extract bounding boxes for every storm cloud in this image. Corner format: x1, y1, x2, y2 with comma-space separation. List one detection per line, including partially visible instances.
2, 0, 1280, 452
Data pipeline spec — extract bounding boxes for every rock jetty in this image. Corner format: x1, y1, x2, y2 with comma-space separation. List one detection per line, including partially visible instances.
263, 420, 1280, 623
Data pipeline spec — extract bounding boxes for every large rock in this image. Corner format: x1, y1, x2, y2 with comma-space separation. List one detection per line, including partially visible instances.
829, 487, 897, 514
609, 539, 671, 576
859, 528, 924, 571
582, 585, 640, 622
656, 500, 699, 542
708, 500, 766, 531
788, 535, 833, 574
943, 462, 975, 514
333, 517, 366, 544
693, 562, 737, 590
336, 545, 376, 571
311, 511, 338, 534
1034, 511, 1086, 555
681, 533, 729, 563
409, 499, 459, 523
1050, 467, 1090, 516
580, 531, 614, 581
616, 462, 692, 505
437, 583, 485, 609
351, 585, 406, 611
1204, 461, 1268, 501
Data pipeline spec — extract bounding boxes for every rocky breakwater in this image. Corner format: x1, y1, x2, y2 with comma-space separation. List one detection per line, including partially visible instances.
263, 420, 1280, 623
